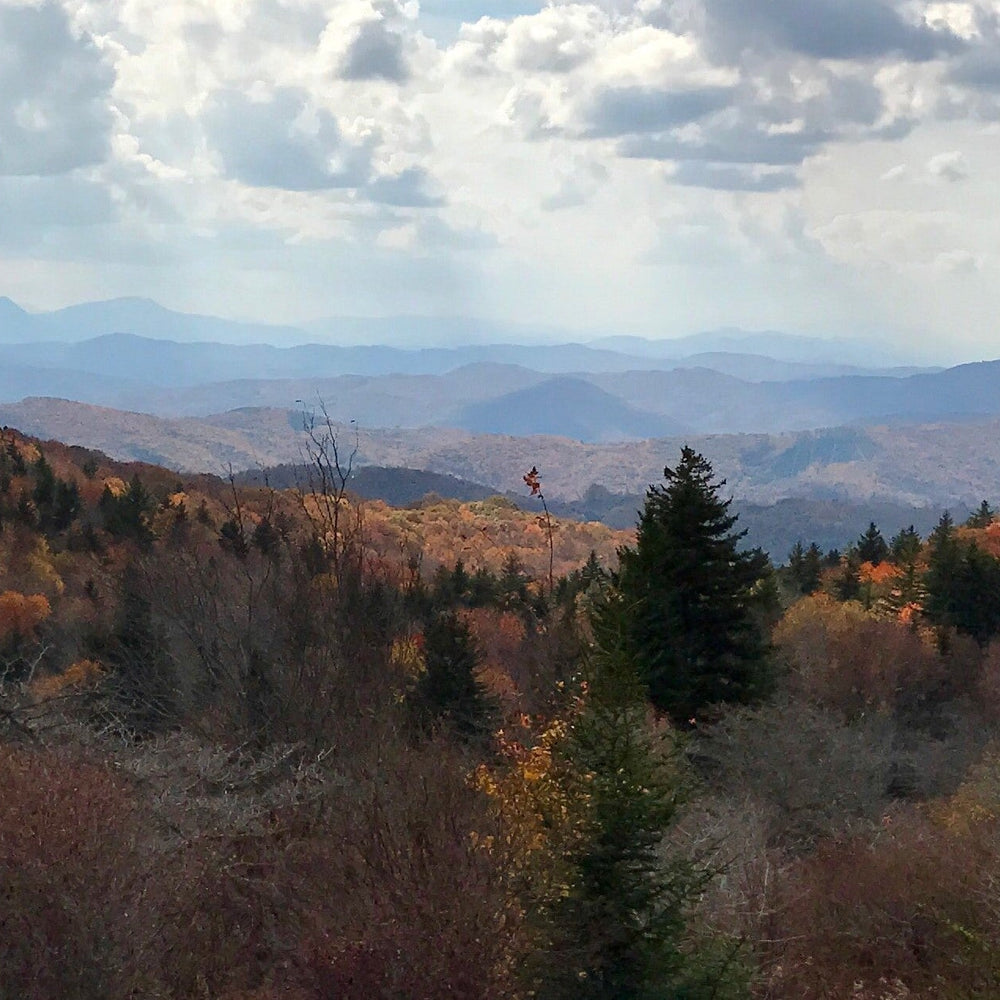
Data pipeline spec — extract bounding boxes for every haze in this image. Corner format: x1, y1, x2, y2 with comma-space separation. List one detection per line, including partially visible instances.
2, 0, 999, 361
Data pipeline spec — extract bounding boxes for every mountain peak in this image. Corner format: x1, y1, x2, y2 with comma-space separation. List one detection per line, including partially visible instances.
0, 296, 28, 316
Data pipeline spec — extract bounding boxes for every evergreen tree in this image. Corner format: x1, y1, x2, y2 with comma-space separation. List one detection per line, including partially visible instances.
967, 500, 995, 528
924, 512, 962, 629
786, 541, 822, 595
616, 447, 771, 725
50, 478, 81, 532
414, 610, 495, 743
833, 549, 862, 602
787, 540, 805, 586
530, 594, 745, 1000
801, 542, 824, 594
31, 453, 56, 510
105, 565, 177, 735
890, 524, 922, 565
951, 544, 1000, 645
100, 475, 155, 546
925, 515, 1000, 645
856, 521, 888, 565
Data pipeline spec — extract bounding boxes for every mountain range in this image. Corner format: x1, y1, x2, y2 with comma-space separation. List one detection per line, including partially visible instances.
2, 397, 997, 511
3, 332, 998, 438
0, 294, 930, 362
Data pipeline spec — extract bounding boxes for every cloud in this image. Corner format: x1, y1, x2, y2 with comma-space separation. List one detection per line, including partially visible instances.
0, 174, 113, 247
341, 17, 408, 81
0, 2, 115, 175
367, 167, 445, 206
949, 43, 1000, 92
499, 5, 606, 72
540, 155, 608, 210
582, 84, 735, 136
927, 150, 970, 181
203, 88, 374, 190
621, 124, 829, 167
703, 0, 964, 61
880, 163, 909, 181
671, 162, 800, 191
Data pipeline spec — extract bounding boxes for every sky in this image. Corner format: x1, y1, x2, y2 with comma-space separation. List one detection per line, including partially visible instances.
2, 0, 1000, 355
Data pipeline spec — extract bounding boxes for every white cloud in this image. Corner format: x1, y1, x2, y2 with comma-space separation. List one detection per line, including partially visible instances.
2, 0, 1000, 354
927, 148, 971, 179
0, 1, 114, 175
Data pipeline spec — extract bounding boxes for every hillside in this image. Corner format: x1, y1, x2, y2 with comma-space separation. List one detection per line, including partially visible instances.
3, 424, 1000, 1000
454, 376, 688, 441
7, 330, 998, 438
3, 399, 999, 516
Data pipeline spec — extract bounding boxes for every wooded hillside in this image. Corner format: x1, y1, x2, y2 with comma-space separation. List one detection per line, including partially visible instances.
2, 425, 1000, 999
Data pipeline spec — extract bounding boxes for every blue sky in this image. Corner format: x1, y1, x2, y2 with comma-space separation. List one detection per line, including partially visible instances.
1, 0, 999, 355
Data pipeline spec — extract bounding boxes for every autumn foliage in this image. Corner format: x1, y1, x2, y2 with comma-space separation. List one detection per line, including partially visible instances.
3, 428, 1000, 999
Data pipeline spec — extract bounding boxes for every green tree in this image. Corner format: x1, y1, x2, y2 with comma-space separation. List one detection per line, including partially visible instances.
530, 593, 746, 1000
787, 540, 822, 595
100, 475, 155, 546
856, 521, 888, 565
616, 447, 772, 725
414, 610, 495, 743
966, 500, 995, 528
104, 564, 177, 735
925, 517, 1000, 645
890, 524, 922, 565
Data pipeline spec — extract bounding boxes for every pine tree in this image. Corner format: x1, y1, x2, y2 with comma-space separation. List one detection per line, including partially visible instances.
890, 524, 922, 565
967, 500, 995, 528
787, 541, 822, 595
414, 610, 495, 743
105, 565, 177, 735
529, 594, 746, 1000
856, 521, 888, 565
616, 447, 771, 725
801, 542, 823, 594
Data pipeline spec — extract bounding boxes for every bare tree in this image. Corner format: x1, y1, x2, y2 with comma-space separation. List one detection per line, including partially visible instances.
297, 403, 363, 585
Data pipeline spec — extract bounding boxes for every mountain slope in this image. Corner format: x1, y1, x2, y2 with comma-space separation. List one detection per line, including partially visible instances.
453, 377, 688, 442
4, 398, 1000, 511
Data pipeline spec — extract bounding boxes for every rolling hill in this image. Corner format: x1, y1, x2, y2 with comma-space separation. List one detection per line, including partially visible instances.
3, 397, 999, 512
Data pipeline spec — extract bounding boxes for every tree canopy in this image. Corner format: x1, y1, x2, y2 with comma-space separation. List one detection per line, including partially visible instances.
615, 446, 772, 724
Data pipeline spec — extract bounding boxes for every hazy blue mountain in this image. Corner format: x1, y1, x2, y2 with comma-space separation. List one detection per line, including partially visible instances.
33, 297, 310, 346
302, 314, 575, 347
0, 364, 161, 410
0, 331, 673, 383
589, 329, 930, 367
453, 377, 689, 442
0, 297, 34, 341
670, 352, 935, 382
8, 330, 924, 392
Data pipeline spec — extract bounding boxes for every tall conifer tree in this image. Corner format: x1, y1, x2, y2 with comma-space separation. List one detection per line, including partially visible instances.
616, 447, 771, 724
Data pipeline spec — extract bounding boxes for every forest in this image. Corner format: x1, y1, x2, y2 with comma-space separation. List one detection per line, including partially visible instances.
1, 423, 1000, 999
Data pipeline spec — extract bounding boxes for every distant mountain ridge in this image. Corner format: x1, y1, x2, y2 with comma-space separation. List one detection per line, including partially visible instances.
0, 294, 933, 364
3, 397, 1000, 513
0, 340, 997, 440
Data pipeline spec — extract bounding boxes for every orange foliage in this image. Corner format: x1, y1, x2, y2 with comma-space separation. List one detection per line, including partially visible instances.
0, 590, 51, 640
858, 560, 900, 586
980, 520, 1000, 558
775, 594, 951, 717
464, 608, 527, 709
31, 659, 104, 701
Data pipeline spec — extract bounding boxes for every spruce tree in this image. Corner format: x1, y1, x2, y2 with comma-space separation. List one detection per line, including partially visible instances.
616, 447, 771, 725
856, 521, 888, 565
414, 610, 495, 743
967, 500, 995, 528
538, 595, 688, 999
531, 593, 747, 1000
890, 525, 922, 565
